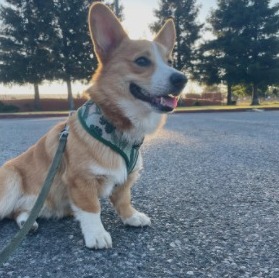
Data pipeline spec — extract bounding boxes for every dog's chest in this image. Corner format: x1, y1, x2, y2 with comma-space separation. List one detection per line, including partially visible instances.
89, 163, 128, 197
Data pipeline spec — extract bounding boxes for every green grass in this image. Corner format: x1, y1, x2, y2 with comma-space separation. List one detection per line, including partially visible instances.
175, 103, 279, 112
1, 103, 279, 117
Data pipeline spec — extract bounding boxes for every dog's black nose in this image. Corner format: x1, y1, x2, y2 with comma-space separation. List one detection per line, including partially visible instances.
170, 73, 187, 92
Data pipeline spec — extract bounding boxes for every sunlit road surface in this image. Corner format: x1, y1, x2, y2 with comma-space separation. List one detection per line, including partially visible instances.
1, 111, 279, 277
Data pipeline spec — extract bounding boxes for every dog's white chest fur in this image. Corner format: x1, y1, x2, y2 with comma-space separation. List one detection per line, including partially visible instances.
89, 164, 126, 197
88, 165, 120, 197
89, 154, 142, 197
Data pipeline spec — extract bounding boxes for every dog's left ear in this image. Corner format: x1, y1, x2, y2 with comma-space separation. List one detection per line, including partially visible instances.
154, 19, 176, 53
88, 3, 128, 63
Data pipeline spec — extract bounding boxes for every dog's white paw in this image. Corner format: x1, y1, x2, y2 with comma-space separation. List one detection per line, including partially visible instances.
123, 211, 151, 227
72, 206, 112, 249
84, 229, 112, 249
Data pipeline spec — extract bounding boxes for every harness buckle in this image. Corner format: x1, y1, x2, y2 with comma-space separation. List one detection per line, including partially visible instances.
60, 125, 69, 139
59, 111, 74, 140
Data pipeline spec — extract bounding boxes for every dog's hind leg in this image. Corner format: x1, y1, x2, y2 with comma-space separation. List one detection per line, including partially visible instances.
13, 194, 41, 231
0, 166, 39, 231
14, 211, 39, 232
0, 166, 22, 220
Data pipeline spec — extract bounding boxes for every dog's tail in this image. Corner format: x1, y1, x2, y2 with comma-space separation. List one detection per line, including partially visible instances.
0, 166, 22, 219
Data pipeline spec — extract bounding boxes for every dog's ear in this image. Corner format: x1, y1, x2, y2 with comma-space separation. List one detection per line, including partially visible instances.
154, 19, 176, 53
88, 3, 128, 63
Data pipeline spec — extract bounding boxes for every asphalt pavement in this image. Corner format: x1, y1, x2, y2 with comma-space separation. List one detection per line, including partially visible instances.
0, 111, 279, 278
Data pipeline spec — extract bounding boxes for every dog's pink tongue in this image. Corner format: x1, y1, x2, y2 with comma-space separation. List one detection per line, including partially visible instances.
161, 96, 178, 109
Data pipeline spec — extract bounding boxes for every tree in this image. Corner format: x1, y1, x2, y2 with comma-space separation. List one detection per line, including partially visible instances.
0, 0, 56, 110
244, 0, 279, 105
150, 0, 203, 74
50, 0, 93, 110
114, 0, 120, 17
200, 0, 279, 105
50, 0, 124, 110
198, 0, 249, 104
0, 0, 124, 111
109, 0, 124, 19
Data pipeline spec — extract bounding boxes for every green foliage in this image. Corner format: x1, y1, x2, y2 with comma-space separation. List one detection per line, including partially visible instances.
232, 84, 251, 98
0, 0, 56, 85
233, 83, 270, 98
0, 101, 19, 113
193, 100, 201, 106
0, 0, 124, 109
267, 85, 279, 96
0, 0, 59, 109
50, 0, 124, 109
150, 0, 203, 74
50, 0, 94, 83
106, 0, 124, 20
199, 0, 279, 105
51, 0, 124, 83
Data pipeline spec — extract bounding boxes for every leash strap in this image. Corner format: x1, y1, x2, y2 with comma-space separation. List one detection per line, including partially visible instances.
0, 127, 69, 266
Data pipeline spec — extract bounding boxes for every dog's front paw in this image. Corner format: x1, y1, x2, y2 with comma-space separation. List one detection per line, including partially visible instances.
84, 229, 112, 249
123, 211, 151, 227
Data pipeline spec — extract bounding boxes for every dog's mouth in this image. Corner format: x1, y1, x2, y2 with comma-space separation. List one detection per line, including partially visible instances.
129, 83, 178, 113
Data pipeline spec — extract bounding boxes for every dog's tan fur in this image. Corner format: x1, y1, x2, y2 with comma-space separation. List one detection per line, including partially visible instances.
0, 3, 186, 249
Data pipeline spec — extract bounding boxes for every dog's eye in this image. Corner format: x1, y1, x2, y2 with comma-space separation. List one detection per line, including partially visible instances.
134, 57, 151, 67
167, 59, 173, 66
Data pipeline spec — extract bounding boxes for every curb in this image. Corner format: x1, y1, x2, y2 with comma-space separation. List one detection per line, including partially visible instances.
0, 112, 68, 119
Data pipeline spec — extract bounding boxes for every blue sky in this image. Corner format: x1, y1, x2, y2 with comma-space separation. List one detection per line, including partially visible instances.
120, 0, 216, 38
0, 0, 215, 38
121, 0, 278, 38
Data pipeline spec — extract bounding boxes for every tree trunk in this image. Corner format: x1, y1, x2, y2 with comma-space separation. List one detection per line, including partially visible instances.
114, 0, 119, 17
33, 83, 41, 111
175, 19, 182, 70
227, 83, 233, 105
251, 83, 260, 105
66, 79, 75, 110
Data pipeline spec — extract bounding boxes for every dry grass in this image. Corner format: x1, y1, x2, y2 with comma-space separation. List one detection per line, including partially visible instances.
176, 102, 279, 112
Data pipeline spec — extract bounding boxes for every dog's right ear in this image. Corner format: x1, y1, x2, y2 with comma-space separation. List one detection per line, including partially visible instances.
88, 3, 128, 63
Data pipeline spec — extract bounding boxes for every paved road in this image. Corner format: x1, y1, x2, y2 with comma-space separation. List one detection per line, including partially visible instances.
0, 111, 279, 278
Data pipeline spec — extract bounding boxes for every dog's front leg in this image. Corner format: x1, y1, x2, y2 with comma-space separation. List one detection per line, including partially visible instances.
69, 177, 112, 249
110, 172, 151, 227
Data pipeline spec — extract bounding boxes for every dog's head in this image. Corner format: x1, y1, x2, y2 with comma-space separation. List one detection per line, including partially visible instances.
88, 3, 187, 114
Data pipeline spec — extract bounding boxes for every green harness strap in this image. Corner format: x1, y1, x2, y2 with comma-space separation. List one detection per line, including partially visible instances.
77, 101, 143, 174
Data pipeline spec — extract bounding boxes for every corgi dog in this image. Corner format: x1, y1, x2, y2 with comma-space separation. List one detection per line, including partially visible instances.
0, 3, 187, 249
